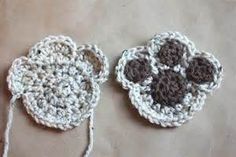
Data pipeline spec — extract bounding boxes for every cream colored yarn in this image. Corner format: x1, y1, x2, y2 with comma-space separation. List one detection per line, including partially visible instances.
3, 35, 109, 157
116, 31, 223, 127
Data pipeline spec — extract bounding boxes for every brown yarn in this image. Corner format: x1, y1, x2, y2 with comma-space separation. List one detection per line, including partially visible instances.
83, 50, 102, 74
186, 57, 215, 84
150, 70, 187, 106
157, 39, 187, 67
124, 58, 152, 83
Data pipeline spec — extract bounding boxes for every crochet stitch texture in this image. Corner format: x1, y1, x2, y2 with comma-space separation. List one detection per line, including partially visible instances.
4, 35, 109, 157
116, 31, 223, 127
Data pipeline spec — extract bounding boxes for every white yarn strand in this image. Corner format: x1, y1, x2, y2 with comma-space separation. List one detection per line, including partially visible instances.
2, 96, 18, 157
83, 111, 94, 157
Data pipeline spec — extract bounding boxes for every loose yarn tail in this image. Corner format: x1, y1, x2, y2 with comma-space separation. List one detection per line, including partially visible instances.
83, 111, 94, 157
2, 96, 18, 157
2, 98, 95, 157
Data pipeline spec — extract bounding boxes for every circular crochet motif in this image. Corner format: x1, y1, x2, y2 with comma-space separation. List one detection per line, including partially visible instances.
124, 58, 152, 83
186, 57, 215, 84
150, 70, 187, 107
116, 31, 223, 127
7, 35, 109, 130
157, 39, 187, 67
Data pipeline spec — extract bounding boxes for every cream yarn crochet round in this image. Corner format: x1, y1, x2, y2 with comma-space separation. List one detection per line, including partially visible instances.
3, 35, 109, 157
116, 31, 223, 127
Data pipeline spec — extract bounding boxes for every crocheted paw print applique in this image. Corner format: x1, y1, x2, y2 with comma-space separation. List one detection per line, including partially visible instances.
116, 32, 223, 127
4, 35, 109, 157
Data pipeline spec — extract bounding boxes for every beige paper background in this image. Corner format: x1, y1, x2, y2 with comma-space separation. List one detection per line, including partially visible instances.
0, 0, 236, 157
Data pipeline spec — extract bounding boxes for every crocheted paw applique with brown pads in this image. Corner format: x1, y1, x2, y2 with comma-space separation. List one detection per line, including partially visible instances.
116, 32, 223, 127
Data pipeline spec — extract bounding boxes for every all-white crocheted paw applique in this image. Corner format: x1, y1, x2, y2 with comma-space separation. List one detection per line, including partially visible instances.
116, 31, 223, 127
7, 35, 109, 130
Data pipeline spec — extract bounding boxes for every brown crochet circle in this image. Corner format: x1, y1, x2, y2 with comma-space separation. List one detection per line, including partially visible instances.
186, 57, 215, 84
150, 70, 187, 106
124, 58, 152, 83
157, 39, 187, 67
